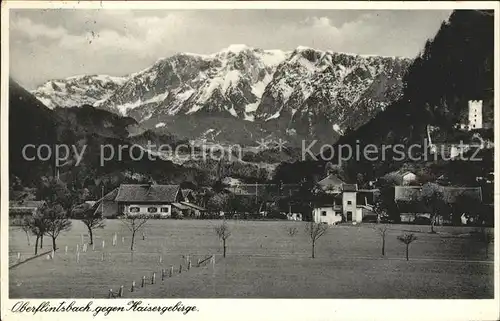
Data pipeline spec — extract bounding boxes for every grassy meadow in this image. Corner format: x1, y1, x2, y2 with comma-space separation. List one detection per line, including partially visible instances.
9, 220, 494, 298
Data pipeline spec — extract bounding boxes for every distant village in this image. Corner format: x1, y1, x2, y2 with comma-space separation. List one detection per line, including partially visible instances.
10, 163, 494, 228
9, 98, 494, 228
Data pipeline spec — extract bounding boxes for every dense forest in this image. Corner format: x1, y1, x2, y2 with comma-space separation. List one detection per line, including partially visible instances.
274, 9, 494, 184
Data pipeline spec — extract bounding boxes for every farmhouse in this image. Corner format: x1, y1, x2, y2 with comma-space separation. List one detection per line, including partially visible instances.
394, 185, 483, 223
385, 169, 418, 185
92, 183, 207, 218
316, 173, 345, 193
114, 184, 184, 217
9, 200, 46, 222
312, 183, 377, 225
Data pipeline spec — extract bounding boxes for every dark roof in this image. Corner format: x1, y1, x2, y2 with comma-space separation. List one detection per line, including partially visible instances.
395, 186, 482, 204
181, 202, 207, 211
181, 189, 194, 199
225, 184, 300, 198
115, 184, 181, 203
172, 202, 190, 210
9, 200, 46, 209
342, 184, 358, 192
102, 188, 119, 201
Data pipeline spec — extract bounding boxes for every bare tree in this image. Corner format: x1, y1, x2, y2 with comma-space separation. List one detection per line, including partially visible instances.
12, 216, 31, 246
285, 226, 299, 254
305, 221, 328, 258
214, 221, 231, 257
397, 233, 417, 261
476, 227, 494, 259
286, 226, 298, 237
43, 203, 72, 251
120, 214, 149, 251
73, 203, 105, 245
375, 225, 389, 256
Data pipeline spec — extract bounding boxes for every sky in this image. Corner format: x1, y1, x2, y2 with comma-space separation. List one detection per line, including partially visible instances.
9, 9, 452, 90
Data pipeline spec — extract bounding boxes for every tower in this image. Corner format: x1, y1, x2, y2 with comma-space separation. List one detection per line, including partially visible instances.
468, 100, 483, 130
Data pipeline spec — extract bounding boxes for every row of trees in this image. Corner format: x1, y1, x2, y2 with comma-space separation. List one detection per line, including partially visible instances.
19, 176, 107, 254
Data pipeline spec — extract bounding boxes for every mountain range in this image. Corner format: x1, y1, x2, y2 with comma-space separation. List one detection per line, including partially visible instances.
32, 45, 411, 147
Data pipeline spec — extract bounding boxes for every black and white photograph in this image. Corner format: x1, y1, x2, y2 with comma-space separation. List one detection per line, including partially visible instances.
1, 1, 499, 320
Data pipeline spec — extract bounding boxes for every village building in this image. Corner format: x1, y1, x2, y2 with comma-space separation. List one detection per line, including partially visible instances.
114, 184, 183, 217
313, 175, 378, 225
91, 183, 206, 218
9, 200, 46, 223
394, 185, 483, 224
385, 169, 418, 185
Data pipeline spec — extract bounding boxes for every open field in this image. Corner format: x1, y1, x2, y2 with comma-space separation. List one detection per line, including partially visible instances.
9, 220, 494, 298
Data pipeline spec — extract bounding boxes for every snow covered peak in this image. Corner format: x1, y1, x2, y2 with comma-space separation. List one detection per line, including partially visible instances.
296, 45, 314, 51
32, 74, 128, 109
221, 44, 253, 54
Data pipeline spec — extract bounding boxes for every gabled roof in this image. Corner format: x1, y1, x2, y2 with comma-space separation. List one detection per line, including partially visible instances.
102, 188, 119, 201
225, 184, 300, 198
181, 189, 194, 199
115, 184, 181, 203
400, 171, 416, 177
181, 202, 207, 211
9, 200, 46, 209
394, 186, 482, 203
317, 174, 344, 189
172, 202, 190, 210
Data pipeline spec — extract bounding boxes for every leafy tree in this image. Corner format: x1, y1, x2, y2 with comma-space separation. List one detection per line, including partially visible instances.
206, 193, 230, 213
41, 203, 72, 251
397, 233, 417, 261
73, 202, 105, 245
305, 221, 328, 258
421, 183, 447, 233
22, 212, 49, 255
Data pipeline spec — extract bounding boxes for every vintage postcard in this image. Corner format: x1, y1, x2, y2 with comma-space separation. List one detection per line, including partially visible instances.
1, 1, 499, 320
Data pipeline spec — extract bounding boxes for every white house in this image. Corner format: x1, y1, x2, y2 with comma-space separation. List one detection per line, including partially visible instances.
312, 183, 370, 224
401, 171, 417, 185
313, 205, 343, 225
